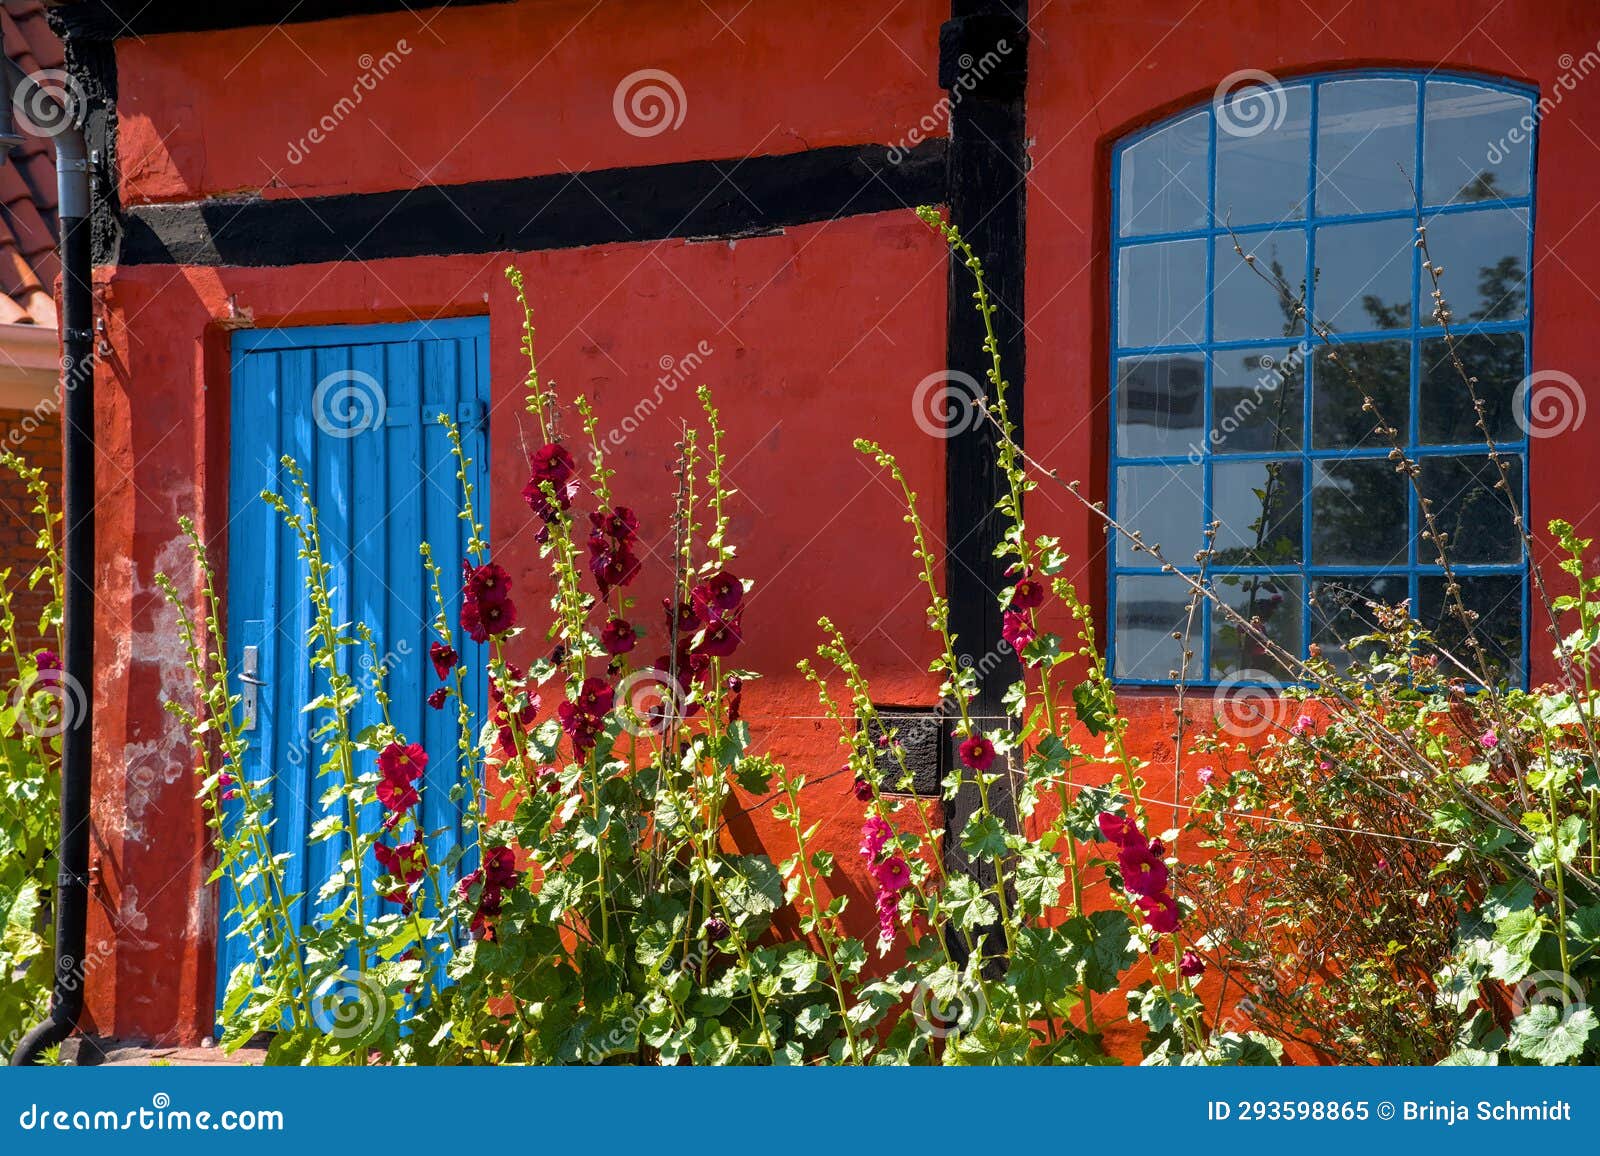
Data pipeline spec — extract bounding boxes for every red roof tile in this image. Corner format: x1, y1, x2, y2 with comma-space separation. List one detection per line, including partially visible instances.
0, 0, 61, 326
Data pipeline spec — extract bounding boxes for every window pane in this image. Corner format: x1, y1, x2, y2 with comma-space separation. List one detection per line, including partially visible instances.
1316, 78, 1417, 215
1422, 208, 1527, 324
1115, 464, 1204, 566
1212, 459, 1304, 567
1420, 332, 1525, 444
1424, 81, 1533, 204
1311, 460, 1408, 565
1311, 574, 1409, 672
1312, 340, 1410, 449
1420, 574, 1523, 680
1119, 111, 1210, 237
1212, 229, 1306, 341
1215, 84, 1311, 227
1116, 354, 1205, 457
1118, 239, 1207, 347
1314, 217, 1414, 332
1210, 574, 1302, 680
1419, 454, 1522, 563
1211, 345, 1305, 453
1114, 574, 1195, 680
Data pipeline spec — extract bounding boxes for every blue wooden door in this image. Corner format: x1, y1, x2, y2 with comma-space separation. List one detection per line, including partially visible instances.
221, 318, 489, 1014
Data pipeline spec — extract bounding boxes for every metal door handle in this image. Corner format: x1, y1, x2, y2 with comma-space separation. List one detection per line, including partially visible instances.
240, 645, 265, 731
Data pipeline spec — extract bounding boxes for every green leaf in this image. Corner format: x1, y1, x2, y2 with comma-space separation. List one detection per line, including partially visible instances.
960, 813, 1009, 861
1072, 679, 1111, 736
1508, 1004, 1598, 1065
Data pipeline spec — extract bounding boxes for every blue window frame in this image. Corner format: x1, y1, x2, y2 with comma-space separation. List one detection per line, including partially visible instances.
1108, 70, 1535, 685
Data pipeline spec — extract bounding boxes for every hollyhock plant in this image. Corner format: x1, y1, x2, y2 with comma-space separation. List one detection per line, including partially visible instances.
522, 442, 579, 521
958, 733, 995, 772
378, 741, 428, 784
34, 648, 60, 671
600, 617, 637, 655
375, 840, 427, 904
461, 562, 517, 643
429, 641, 458, 680
1179, 949, 1205, 979
870, 854, 911, 893
1136, 892, 1182, 935
691, 570, 744, 620
859, 815, 892, 860
1000, 609, 1036, 654
1009, 574, 1045, 610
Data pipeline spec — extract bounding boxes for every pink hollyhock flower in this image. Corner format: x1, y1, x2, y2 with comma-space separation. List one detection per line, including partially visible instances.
1196, 765, 1214, 787
600, 617, 637, 655
1136, 892, 1182, 934
871, 855, 912, 893
1096, 811, 1139, 847
876, 891, 898, 952
1000, 609, 1036, 653
429, 641, 457, 680
1293, 714, 1315, 736
1480, 730, 1498, 749
34, 649, 60, 671
958, 734, 996, 771
1118, 842, 1170, 897
427, 687, 449, 710
379, 742, 428, 784
218, 770, 238, 802
1009, 575, 1046, 611
1179, 949, 1205, 978
859, 815, 893, 861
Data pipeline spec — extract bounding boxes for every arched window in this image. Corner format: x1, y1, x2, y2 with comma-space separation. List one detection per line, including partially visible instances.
1108, 71, 1535, 684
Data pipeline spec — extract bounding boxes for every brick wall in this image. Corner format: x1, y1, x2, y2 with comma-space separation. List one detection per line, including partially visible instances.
0, 406, 61, 680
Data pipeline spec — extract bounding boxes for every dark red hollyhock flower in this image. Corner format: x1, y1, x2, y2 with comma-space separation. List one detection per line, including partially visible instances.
601, 617, 637, 656
34, 648, 61, 672
577, 677, 615, 716
691, 570, 744, 621
465, 561, 513, 605
522, 443, 579, 518
590, 506, 640, 543
1137, 892, 1182, 935
664, 598, 702, 639
483, 845, 520, 890
375, 840, 427, 902
724, 675, 743, 724
429, 641, 458, 680
427, 687, 450, 710
703, 916, 731, 944
588, 542, 642, 597
460, 562, 517, 642
958, 733, 995, 771
558, 701, 605, 757
853, 775, 875, 802
694, 614, 743, 658
379, 742, 428, 784
1179, 949, 1206, 979
1000, 609, 1036, 653
1009, 575, 1046, 611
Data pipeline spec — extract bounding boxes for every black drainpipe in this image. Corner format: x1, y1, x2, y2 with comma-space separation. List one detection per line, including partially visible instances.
4, 64, 96, 1067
